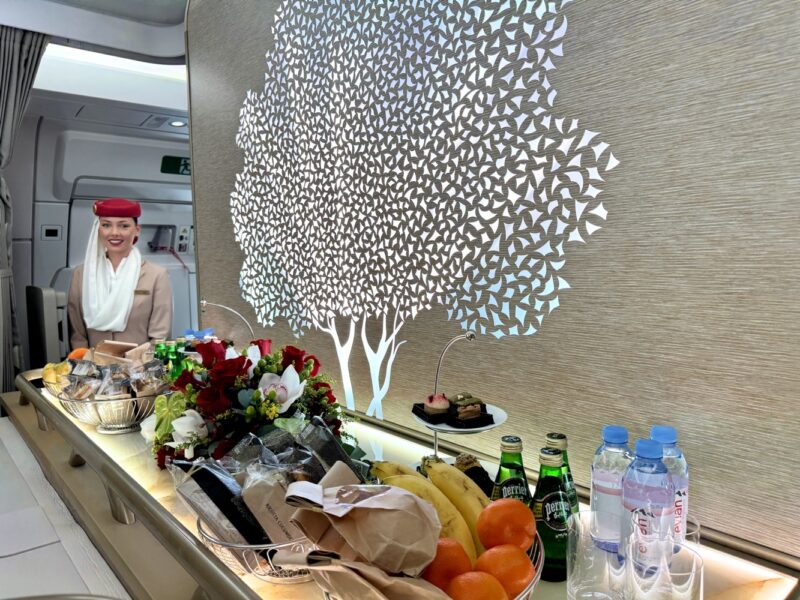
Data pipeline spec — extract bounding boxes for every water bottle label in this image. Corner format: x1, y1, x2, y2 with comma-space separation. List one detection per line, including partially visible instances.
491, 477, 530, 502
673, 487, 688, 539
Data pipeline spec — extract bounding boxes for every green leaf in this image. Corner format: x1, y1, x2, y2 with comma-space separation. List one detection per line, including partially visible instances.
154, 393, 186, 438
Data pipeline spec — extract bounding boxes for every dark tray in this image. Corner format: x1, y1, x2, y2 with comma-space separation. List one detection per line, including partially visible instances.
412, 403, 495, 429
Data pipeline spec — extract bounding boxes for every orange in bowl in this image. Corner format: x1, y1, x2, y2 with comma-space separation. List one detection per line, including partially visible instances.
477, 498, 536, 551
422, 538, 472, 591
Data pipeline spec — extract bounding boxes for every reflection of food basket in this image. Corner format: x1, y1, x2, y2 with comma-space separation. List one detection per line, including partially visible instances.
196, 519, 313, 584
56, 392, 156, 434
316, 531, 544, 600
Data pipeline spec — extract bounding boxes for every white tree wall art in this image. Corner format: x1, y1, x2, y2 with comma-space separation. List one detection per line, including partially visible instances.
231, 0, 618, 418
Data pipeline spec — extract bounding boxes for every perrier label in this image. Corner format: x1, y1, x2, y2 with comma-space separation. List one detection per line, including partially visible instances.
491, 435, 532, 503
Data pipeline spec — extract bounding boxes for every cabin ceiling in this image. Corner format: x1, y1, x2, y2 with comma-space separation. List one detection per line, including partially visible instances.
47, 0, 187, 26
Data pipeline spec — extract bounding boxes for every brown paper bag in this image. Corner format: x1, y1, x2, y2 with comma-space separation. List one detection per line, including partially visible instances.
92, 340, 138, 366
272, 549, 447, 600
286, 479, 440, 576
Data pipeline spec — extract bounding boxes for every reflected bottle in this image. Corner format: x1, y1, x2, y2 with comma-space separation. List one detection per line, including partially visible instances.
491, 435, 532, 503
165, 341, 179, 378
531, 447, 571, 582
154, 339, 168, 364
545, 432, 579, 513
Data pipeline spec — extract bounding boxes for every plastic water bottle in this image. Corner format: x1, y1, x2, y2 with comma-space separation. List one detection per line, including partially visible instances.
590, 425, 632, 551
651, 424, 688, 544
621, 439, 675, 571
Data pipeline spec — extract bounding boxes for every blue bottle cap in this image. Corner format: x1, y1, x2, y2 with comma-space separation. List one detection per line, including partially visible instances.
635, 439, 663, 459
651, 425, 678, 444
602, 425, 628, 444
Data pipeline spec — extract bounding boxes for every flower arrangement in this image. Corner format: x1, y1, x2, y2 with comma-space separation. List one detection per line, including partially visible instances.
141, 339, 354, 468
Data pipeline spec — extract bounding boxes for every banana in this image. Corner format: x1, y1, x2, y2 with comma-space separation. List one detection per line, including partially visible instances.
424, 459, 491, 555
384, 474, 477, 563
369, 460, 424, 482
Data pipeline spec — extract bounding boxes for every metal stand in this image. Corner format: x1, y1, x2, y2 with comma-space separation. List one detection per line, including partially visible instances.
105, 485, 136, 525
431, 331, 477, 457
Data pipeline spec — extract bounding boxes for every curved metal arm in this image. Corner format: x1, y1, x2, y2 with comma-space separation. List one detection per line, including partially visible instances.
199, 299, 255, 339
433, 331, 477, 395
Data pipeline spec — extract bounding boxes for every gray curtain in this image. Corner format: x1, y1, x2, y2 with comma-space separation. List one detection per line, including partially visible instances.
1, 26, 48, 391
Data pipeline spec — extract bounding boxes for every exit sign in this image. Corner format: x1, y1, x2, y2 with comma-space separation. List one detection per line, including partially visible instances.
161, 155, 191, 175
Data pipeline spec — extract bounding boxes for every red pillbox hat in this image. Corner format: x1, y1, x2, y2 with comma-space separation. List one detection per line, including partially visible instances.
93, 198, 141, 218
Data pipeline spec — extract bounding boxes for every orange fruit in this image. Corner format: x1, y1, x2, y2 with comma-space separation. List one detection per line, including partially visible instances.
446, 571, 509, 600
474, 544, 536, 598
67, 347, 89, 360
422, 538, 473, 591
477, 498, 536, 551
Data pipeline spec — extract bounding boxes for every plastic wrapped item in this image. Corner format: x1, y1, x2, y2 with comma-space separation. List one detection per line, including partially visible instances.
297, 417, 366, 482
171, 459, 269, 549
62, 375, 103, 401
129, 360, 168, 397
242, 463, 305, 544
96, 364, 131, 397
70, 359, 100, 378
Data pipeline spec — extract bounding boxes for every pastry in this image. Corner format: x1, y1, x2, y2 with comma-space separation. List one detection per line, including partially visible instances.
455, 453, 495, 497
423, 393, 449, 415
452, 392, 484, 421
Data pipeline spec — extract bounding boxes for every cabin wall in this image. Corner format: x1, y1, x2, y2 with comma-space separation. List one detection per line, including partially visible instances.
185, 0, 800, 562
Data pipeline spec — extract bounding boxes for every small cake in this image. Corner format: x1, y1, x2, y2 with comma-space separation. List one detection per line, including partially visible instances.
424, 393, 449, 415
452, 392, 484, 421
455, 453, 495, 497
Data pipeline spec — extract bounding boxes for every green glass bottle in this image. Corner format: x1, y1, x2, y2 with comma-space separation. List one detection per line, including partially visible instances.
171, 338, 187, 380
491, 435, 532, 503
165, 341, 178, 378
154, 339, 167, 363
531, 447, 570, 582
546, 432, 579, 513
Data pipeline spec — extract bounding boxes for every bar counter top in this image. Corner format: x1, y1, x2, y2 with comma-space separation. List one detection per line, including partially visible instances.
4, 371, 797, 600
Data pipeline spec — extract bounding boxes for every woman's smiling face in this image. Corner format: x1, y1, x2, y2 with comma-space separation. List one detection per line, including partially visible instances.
98, 217, 140, 258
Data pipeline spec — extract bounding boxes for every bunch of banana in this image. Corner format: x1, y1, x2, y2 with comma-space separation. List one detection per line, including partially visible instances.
42, 361, 72, 390
382, 474, 477, 562
423, 457, 491, 555
369, 460, 424, 481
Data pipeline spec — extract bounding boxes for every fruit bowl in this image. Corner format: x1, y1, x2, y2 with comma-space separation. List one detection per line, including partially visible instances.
196, 518, 313, 584
55, 391, 157, 434
318, 532, 544, 599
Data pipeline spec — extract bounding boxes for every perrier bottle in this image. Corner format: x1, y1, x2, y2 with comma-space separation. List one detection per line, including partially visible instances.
491, 435, 532, 503
531, 447, 571, 582
545, 432, 580, 513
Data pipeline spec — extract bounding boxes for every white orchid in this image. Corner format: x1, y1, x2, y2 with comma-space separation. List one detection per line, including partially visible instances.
258, 364, 306, 414
246, 344, 263, 379
140, 413, 157, 443
165, 409, 209, 459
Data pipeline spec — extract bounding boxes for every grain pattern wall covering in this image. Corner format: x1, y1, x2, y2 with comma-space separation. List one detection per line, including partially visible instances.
186, 0, 800, 563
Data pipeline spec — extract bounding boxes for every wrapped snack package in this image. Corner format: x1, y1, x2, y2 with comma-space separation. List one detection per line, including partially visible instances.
96, 364, 131, 398
70, 359, 100, 378
171, 459, 268, 550
286, 467, 440, 576
129, 360, 168, 397
63, 374, 103, 401
241, 463, 305, 544
272, 549, 447, 600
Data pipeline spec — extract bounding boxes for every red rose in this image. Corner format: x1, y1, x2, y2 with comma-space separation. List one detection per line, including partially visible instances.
209, 355, 251, 388
250, 338, 272, 356
312, 381, 336, 404
306, 354, 321, 377
211, 438, 237, 460
196, 385, 232, 416
328, 418, 342, 437
281, 345, 307, 373
173, 369, 202, 392
156, 446, 175, 470
195, 340, 227, 367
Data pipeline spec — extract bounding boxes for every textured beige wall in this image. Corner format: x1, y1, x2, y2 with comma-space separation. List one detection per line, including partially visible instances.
186, 0, 800, 560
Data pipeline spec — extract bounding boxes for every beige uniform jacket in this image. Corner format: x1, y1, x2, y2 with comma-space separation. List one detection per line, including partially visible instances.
68, 260, 173, 349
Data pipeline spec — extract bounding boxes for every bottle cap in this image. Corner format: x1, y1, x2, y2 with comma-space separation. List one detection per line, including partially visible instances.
176, 337, 186, 343
154, 338, 166, 344
539, 447, 564, 467
500, 435, 522, 453
635, 439, 663, 459
602, 425, 628, 444
650, 425, 678, 445
545, 432, 567, 450
166, 340, 176, 346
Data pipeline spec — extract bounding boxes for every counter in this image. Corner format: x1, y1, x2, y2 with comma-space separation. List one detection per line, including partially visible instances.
4, 372, 797, 600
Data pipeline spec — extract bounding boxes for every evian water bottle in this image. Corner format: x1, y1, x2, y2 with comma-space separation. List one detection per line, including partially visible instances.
621, 439, 675, 571
590, 425, 632, 551
651, 424, 689, 543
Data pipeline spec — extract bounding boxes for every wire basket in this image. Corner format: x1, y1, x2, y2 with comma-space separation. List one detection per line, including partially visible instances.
320, 532, 544, 600
56, 392, 156, 434
42, 375, 70, 397
196, 518, 314, 584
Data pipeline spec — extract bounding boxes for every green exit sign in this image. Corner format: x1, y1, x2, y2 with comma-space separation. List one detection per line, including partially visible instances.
161, 155, 191, 175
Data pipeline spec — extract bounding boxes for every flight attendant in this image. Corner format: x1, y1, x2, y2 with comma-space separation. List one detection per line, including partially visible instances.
68, 198, 173, 349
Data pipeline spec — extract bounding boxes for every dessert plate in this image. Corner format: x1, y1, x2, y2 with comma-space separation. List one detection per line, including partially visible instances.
413, 404, 508, 434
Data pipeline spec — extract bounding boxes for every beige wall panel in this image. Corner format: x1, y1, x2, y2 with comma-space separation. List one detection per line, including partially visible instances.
186, 0, 800, 560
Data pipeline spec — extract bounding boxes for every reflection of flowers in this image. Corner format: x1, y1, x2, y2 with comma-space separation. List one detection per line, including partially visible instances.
147, 339, 351, 468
